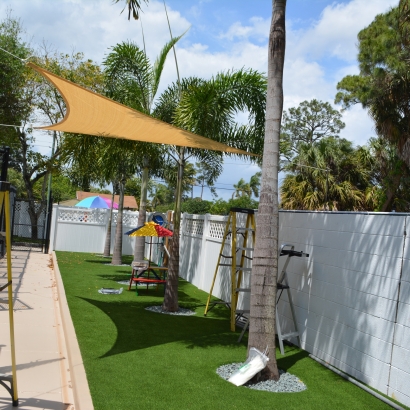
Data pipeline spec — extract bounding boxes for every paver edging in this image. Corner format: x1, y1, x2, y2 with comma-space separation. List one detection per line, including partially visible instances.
52, 251, 94, 410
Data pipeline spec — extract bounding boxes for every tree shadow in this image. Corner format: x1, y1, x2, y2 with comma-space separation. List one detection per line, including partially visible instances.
77, 295, 241, 359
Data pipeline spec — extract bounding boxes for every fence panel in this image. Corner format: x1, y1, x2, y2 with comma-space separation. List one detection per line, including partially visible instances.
49, 205, 410, 407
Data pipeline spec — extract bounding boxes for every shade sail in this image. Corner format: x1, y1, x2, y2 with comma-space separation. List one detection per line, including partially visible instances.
28, 63, 256, 156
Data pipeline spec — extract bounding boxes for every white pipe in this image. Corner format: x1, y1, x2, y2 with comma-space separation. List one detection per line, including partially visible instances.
309, 355, 405, 410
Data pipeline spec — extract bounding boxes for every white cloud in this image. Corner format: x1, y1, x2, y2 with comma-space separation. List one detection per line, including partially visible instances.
292, 0, 398, 62
0, 0, 395, 185
220, 17, 270, 42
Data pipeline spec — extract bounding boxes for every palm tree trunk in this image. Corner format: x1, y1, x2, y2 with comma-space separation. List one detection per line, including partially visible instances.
162, 147, 184, 312
103, 190, 116, 257
111, 179, 125, 265
248, 0, 286, 381
134, 161, 149, 262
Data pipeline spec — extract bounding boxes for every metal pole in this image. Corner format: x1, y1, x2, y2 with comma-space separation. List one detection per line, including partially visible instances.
0, 182, 19, 406
44, 132, 56, 254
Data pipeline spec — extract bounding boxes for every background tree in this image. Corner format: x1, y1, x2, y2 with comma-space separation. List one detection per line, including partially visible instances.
195, 161, 220, 199
181, 198, 212, 214
367, 137, 410, 211
1, 16, 104, 238
232, 178, 251, 198
280, 99, 345, 169
149, 181, 169, 210
208, 196, 259, 215
248, 0, 286, 382
0, 14, 30, 153
232, 172, 261, 199
249, 171, 262, 198
280, 137, 374, 211
335, 0, 410, 211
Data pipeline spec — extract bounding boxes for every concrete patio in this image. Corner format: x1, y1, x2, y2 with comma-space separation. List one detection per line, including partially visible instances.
0, 250, 92, 410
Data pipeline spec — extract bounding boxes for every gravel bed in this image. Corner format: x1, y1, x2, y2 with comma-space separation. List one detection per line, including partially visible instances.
145, 305, 196, 316
217, 363, 307, 393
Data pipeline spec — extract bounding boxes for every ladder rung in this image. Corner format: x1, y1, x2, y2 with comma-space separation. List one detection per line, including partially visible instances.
235, 267, 252, 271
236, 228, 254, 232
235, 288, 250, 292
281, 331, 299, 339
236, 247, 254, 251
219, 263, 232, 266
235, 309, 250, 314
277, 283, 289, 289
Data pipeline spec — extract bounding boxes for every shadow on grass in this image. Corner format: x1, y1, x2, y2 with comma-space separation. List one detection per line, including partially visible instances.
77, 294, 240, 359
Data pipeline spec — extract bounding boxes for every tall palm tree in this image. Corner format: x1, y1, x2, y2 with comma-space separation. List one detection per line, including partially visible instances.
103, 36, 183, 263
114, 0, 148, 20
154, 69, 267, 312
248, 0, 287, 382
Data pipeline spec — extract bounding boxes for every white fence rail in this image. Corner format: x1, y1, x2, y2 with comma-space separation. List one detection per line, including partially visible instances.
49, 205, 410, 407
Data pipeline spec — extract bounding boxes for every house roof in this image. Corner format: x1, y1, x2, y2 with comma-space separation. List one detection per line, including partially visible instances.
76, 191, 138, 209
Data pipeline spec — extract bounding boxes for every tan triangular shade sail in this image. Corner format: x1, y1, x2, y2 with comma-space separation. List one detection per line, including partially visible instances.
28, 63, 256, 156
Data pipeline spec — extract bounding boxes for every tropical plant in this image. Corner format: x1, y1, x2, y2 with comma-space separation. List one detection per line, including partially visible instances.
249, 171, 262, 198
232, 172, 261, 199
149, 181, 170, 209
114, 0, 148, 20
195, 161, 219, 199
154, 69, 267, 312
248, 0, 286, 381
103, 37, 183, 263
163, 161, 197, 201
232, 178, 251, 198
280, 137, 374, 211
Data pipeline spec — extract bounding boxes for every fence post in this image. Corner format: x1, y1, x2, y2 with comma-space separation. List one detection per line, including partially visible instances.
48, 204, 58, 252
199, 213, 211, 290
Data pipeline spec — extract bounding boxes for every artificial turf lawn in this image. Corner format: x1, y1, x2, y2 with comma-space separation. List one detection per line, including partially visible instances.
56, 251, 405, 410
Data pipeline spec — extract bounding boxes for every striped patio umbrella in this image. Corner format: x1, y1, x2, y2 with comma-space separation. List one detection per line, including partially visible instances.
125, 222, 173, 270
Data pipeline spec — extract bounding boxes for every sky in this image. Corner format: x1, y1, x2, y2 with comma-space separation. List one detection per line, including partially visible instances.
0, 0, 399, 200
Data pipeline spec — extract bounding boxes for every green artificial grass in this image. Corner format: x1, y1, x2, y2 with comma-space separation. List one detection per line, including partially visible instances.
56, 251, 406, 410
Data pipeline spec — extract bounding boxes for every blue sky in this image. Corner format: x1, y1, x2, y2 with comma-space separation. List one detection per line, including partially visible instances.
0, 0, 399, 200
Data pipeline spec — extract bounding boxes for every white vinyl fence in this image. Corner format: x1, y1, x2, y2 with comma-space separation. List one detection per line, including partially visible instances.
50, 205, 410, 407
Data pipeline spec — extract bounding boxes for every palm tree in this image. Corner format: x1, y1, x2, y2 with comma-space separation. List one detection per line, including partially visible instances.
195, 161, 221, 199
248, 0, 286, 382
114, 0, 148, 20
280, 137, 372, 211
249, 171, 262, 198
103, 36, 183, 263
154, 69, 267, 312
232, 178, 251, 198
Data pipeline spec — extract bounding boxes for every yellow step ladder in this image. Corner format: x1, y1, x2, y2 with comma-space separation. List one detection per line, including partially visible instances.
204, 207, 256, 331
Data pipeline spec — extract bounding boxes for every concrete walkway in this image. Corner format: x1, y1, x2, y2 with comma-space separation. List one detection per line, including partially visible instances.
0, 250, 92, 410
